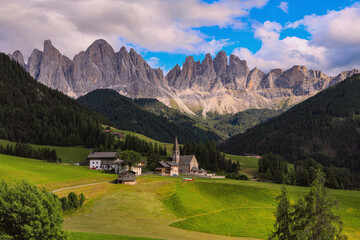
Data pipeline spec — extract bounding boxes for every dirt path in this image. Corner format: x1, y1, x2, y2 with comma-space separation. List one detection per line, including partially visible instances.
52, 181, 108, 193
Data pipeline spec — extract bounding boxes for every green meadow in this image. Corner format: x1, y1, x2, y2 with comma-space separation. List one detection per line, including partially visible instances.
0, 154, 114, 190
69, 232, 163, 240
0, 139, 92, 163
1, 145, 359, 240
62, 175, 360, 240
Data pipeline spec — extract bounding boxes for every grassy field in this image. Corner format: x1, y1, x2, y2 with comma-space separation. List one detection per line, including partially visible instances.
69, 232, 163, 240
0, 139, 92, 163
1, 154, 359, 240
61, 175, 360, 240
0, 154, 114, 190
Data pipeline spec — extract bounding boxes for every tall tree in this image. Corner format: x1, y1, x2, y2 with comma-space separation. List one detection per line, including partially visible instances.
116, 150, 142, 169
269, 186, 292, 240
291, 172, 347, 240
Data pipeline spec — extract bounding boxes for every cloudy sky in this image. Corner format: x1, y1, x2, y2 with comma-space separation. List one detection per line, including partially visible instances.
0, 0, 359, 75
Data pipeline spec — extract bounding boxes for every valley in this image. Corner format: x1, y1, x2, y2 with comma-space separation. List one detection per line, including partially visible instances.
0, 154, 359, 240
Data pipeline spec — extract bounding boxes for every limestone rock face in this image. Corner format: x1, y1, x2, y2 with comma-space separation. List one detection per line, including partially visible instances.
9, 50, 25, 68
10, 39, 360, 115
27, 49, 43, 79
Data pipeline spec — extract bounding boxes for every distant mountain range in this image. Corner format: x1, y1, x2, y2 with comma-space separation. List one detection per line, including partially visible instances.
8, 39, 360, 116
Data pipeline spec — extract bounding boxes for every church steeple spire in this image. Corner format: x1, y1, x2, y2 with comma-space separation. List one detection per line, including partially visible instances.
173, 136, 180, 164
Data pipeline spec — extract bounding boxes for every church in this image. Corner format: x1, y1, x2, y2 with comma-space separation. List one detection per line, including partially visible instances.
172, 137, 199, 174
153, 137, 199, 176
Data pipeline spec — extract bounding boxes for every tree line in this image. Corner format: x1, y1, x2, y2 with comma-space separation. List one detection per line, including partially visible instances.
95, 134, 167, 156
181, 140, 240, 173
258, 153, 360, 189
0, 142, 59, 162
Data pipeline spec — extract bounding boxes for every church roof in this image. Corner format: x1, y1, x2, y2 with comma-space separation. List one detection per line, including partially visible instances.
179, 155, 195, 164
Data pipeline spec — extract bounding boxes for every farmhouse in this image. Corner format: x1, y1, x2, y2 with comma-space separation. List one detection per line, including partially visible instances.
88, 152, 116, 170
154, 161, 179, 176
88, 152, 142, 175
173, 137, 199, 174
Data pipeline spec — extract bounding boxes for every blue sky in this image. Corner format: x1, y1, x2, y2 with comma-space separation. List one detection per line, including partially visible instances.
141, 0, 357, 74
1, 0, 360, 75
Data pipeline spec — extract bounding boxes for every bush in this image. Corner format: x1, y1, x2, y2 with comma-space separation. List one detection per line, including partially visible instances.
67, 192, 80, 210
226, 172, 249, 180
60, 197, 69, 211
0, 180, 67, 239
79, 193, 86, 207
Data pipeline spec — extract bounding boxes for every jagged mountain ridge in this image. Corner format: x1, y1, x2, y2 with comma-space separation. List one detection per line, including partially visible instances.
7, 39, 360, 116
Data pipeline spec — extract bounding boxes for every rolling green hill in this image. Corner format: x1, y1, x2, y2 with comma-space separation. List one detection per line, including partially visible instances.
2, 155, 359, 240
221, 74, 360, 188
0, 139, 92, 163
0, 154, 114, 190
78, 89, 221, 144
0, 53, 108, 147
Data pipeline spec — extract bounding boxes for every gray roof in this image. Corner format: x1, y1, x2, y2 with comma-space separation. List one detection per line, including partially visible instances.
199, 168, 207, 173
118, 170, 136, 181
114, 159, 123, 164
191, 166, 198, 171
88, 152, 116, 159
179, 155, 196, 165
158, 161, 170, 168
166, 161, 178, 166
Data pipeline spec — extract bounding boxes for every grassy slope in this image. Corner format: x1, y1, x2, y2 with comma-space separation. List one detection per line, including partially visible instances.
0, 139, 92, 163
62, 176, 360, 240
0, 154, 114, 190
1, 155, 358, 240
104, 125, 180, 156
69, 232, 163, 240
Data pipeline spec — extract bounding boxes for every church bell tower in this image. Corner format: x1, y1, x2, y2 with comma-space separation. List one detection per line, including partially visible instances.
173, 136, 180, 164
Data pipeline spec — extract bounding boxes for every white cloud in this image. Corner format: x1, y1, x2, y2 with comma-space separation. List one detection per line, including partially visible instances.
233, 5, 360, 75
278, 1, 289, 13
0, 0, 268, 60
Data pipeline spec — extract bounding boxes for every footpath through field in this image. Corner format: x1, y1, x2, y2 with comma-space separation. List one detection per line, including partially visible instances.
52, 181, 108, 193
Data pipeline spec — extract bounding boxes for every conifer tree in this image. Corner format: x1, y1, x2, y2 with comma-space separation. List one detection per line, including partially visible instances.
269, 186, 292, 240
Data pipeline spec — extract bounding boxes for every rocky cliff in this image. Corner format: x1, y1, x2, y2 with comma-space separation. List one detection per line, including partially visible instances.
8, 40, 360, 116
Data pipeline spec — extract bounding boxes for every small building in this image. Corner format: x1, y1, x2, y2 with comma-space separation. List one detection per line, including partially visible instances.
88, 152, 116, 170
154, 161, 179, 176
117, 170, 136, 184
112, 132, 125, 139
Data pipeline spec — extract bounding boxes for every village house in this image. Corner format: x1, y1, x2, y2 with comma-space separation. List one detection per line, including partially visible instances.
154, 161, 179, 176
88, 152, 117, 170
88, 152, 142, 175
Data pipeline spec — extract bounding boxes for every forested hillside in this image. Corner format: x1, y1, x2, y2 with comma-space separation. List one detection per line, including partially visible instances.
78, 89, 221, 143
136, 98, 281, 138
221, 74, 360, 189
0, 53, 107, 147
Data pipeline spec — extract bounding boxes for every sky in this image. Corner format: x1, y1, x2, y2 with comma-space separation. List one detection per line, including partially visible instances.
0, 0, 359, 75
